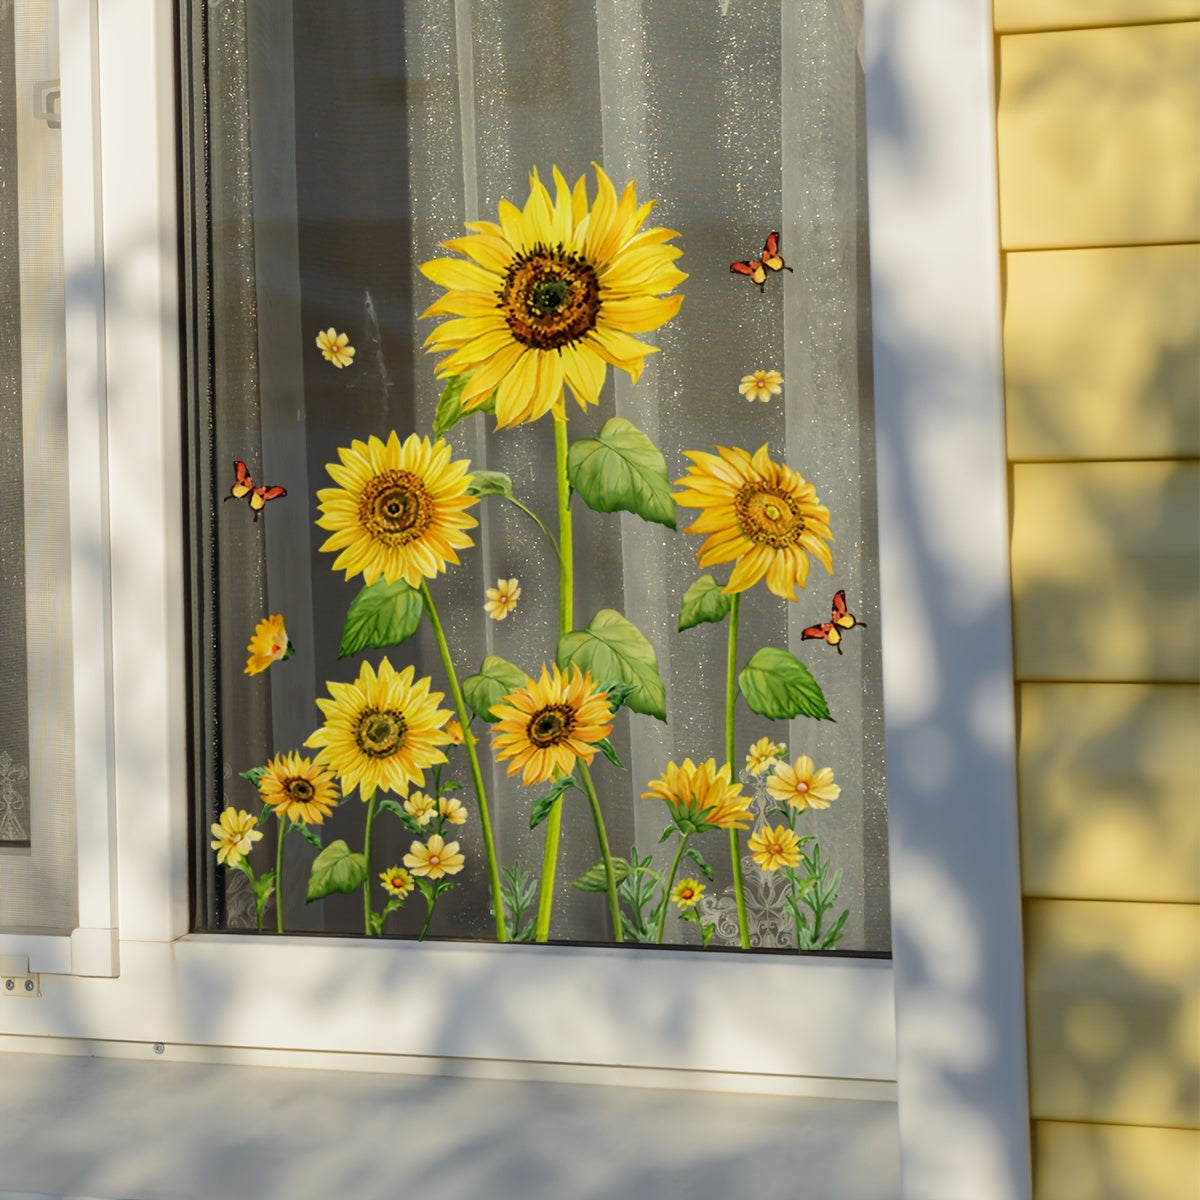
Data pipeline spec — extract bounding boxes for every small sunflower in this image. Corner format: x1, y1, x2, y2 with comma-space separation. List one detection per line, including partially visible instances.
671, 878, 706, 909
484, 577, 521, 621
316, 432, 478, 589
766, 755, 841, 811
674, 444, 833, 601
210, 808, 263, 867
749, 824, 803, 872
304, 657, 452, 801
641, 758, 752, 833
420, 164, 686, 429
490, 664, 614, 786
316, 327, 355, 368
745, 736, 786, 777
380, 866, 414, 899
404, 790, 437, 827
404, 834, 465, 880
258, 751, 340, 825
244, 614, 293, 676
438, 795, 468, 825
739, 369, 783, 403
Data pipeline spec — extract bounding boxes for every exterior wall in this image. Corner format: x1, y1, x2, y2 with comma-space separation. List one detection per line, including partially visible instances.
995, 6, 1200, 1199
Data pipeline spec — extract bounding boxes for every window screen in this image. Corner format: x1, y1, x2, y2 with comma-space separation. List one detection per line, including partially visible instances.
184, 0, 887, 954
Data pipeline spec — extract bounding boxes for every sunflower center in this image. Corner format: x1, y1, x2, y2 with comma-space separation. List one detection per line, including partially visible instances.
529, 704, 575, 747
355, 709, 408, 758
501, 243, 601, 351
285, 777, 315, 802
359, 470, 433, 546
736, 483, 805, 548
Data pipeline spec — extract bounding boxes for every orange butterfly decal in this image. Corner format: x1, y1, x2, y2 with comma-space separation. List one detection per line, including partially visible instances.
730, 231, 794, 292
801, 590, 866, 655
224, 460, 286, 522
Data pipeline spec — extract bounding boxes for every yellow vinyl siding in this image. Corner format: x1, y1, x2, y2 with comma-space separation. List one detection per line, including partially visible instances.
1033, 1122, 1200, 1200
1004, 245, 1200, 462
998, 12, 1200, 1195
1018, 683, 1200, 904
1010, 461, 1200, 682
1025, 899, 1200, 1129
995, 0, 1200, 34
997, 23, 1200, 250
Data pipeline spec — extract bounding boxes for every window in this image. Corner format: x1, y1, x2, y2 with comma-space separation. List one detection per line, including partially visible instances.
184, 0, 889, 955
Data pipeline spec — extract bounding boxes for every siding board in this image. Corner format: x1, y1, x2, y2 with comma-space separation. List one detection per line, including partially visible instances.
1005, 245, 1200, 461
997, 23, 1200, 249
996, 0, 1200, 34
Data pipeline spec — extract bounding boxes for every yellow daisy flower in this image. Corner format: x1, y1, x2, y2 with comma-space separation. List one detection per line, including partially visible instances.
439, 795, 468, 825
739, 369, 783, 403
674, 444, 833, 601
379, 866, 414, 899
316, 327, 355, 368
304, 657, 452, 801
420, 163, 686, 429
404, 834, 465, 881
766, 755, 841, 811
257, 751, 340, 825
671, 878, 706, 909
210, 808, 263, 867
484, 577, 521, 621
404, 790, 437, 827
316, 431, 478, 589
749, 824, 803, 871
641, 758, 752, 832
243, 614, 292, 676
745, 736, 786, 777
490, 664, 613, 786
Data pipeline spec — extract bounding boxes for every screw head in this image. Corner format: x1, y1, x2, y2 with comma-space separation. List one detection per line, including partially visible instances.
24, 979, 34, 992
153, 1043, 165, 1055
4, 979, 13, 991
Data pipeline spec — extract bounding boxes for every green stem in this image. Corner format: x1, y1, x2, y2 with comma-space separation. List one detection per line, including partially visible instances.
725, 592, 750, 949
419, 887, 437, 940
655, 833, 690, 944
362, 795, 378, 936
506, 495, 561, 561
579, 762, 623, 942
420, 581, 508, 942
533, 415, 576, 944
275, 814, 288, 934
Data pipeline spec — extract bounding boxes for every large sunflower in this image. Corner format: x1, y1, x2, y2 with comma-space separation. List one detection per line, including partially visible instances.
641, 758, 752, 832
673, 444, 834, 601
305, 657, 452, 801
419, 164, 686, 429
258, 751, 340, 825
316, 432, 478, 588
490, 664, 613, 786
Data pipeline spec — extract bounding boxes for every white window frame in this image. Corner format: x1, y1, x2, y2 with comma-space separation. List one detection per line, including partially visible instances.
0, 2, 1030, 1196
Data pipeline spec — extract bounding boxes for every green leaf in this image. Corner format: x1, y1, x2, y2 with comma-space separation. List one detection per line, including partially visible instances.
678, 575, 731, 632
240, 766, 267, 789
557, 609, 667, 721
463, 655, 528, 723
305, 840, 368, 902
377, 797, 423, 835
251, 870, 276, 910
287, 823, 324, 850
529, 775, 580, 831
572, 857, 632, 893
684, 845, 714, 881
432, 374, 496, 438
567, 417, 676, 529
339, 578, 424, 659
466, 470, 514, 500
595, 737, 623, 769
738, 647, 833, 722
597, 680, 639, 713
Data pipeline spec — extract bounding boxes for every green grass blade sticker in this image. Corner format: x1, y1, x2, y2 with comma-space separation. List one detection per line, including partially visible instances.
567, 417, 676, 529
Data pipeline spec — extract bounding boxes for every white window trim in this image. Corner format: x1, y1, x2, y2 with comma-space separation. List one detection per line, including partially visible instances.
0, 1, 1030, 1195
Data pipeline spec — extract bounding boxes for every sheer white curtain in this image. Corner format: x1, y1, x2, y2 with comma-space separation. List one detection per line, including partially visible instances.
200, 0, 885, 949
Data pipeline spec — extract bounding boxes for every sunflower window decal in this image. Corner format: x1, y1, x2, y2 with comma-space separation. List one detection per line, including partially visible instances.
192, 1, 883, 954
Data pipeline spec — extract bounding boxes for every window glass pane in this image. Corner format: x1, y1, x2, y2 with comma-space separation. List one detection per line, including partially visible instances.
185, 0, 887, 953
0, 0, 77, 929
